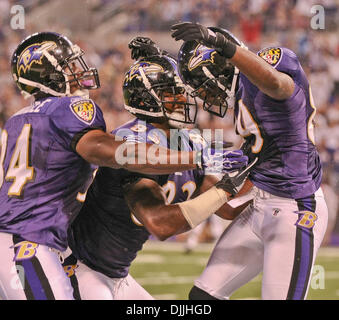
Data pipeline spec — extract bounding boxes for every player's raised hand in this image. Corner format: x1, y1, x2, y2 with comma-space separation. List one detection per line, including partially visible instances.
197, 147, 248, 175
171, 22, 236, 59
128, 36, 162, 60
171, 22, 214, 43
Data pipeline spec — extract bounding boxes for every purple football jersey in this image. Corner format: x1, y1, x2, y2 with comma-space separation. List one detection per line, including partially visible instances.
235, 47, 322, 199
69, 119, 205, 278
114, 119, 204, 204
0, 96, 106, 250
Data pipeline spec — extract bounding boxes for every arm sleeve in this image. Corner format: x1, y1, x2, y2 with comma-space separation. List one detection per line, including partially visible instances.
257, 47, 303, 84
253, 47, 304, 106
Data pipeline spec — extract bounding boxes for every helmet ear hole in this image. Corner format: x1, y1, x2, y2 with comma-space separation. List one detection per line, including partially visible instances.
129, 90, 155, 108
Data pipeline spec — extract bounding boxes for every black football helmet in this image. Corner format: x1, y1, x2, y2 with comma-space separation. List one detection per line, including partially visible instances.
178, 27, 245, 118
123, 55, 198, 128
11, 32, 100, 98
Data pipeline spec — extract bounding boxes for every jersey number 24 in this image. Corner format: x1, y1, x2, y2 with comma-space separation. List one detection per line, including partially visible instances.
0, 124, 35, 197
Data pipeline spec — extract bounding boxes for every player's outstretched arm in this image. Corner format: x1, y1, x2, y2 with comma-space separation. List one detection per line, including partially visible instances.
171, 22, 295, 100
76, 130, 248, 175
75, 129, 196, 174
124, 178, 232, 241
229, 46, 295, 100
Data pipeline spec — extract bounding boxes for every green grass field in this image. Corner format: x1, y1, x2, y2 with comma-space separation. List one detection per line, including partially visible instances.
130, 241, 339, 300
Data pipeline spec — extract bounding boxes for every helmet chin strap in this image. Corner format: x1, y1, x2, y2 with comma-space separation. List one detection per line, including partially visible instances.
226, 66, 239, 109
18, 77, 67, 97
202, 66, 239, 109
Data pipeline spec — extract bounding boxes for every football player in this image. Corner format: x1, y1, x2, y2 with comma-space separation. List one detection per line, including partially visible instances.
169, 22, 329, 300
0, 32, 248, 300
64, 54, 252, 300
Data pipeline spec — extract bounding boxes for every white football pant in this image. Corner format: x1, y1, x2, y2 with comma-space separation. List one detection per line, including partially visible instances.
63, 257, 154, 300
0, 232, 74, 300
194, 186, 328, 300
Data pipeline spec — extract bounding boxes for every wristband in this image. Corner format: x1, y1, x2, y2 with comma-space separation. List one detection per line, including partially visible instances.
178, 186, 228, 228
215, 33, 237, 59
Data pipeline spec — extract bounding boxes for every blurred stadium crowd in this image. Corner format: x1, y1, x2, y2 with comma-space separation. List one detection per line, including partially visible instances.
0, 0, 338, 243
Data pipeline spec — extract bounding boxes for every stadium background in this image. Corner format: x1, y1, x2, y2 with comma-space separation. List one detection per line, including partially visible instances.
0, 0, 338, 299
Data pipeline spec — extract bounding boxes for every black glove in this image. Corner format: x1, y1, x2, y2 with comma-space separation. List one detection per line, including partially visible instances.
171, 22, 237, 59
215, 157, 258, 196
128, 36, 162, 60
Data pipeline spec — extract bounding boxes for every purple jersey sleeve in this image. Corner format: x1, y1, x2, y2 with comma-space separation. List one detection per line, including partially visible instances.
257, 46, 306, 93
256, 47, 310, 117
240, 47, 307, 111
257, 47, 300, 76
50, 97, 106, 151
236, 47, 322, 199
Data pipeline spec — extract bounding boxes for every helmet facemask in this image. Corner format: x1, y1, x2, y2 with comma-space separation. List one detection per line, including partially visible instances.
156, 84, 198, 129
61, 44, 100, 94
189, 65, 239, 118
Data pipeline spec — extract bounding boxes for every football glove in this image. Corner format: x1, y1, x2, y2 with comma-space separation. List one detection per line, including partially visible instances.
215, 157, 258, 196
128, 36, 163, 60
197, 147, 248, 175
171, 22, 237, 59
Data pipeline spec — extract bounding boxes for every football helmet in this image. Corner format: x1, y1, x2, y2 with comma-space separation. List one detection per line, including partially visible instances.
11, 32, 100, 98
123, 55, 198, 128
178, 27, 244, 118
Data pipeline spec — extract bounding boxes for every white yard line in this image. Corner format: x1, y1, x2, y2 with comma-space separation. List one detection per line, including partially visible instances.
322, 271, 339, 279
143, 240, 215, 252
134, 254, 166, 263
134, 254, 208, 265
